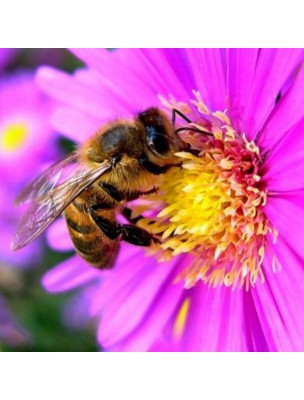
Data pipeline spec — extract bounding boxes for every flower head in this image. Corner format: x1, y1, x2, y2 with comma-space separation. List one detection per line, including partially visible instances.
39, 49, 304, 351
136, 98, 277, 290
0, 73, 57, 185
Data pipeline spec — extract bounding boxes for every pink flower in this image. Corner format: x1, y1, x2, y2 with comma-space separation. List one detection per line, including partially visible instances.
0, 57, 60, 347
38, 49, 304, 351
0, 72, 58, 266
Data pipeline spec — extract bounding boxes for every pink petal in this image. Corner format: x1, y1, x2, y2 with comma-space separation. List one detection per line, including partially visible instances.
46, 218, 73, 252
62, 286, 96, 330
72, 49, 228, 113
133, 49, 196, 102
97, 255, 192, 351
242, 290, 270, 351
265, 192, 304, 261
97, 257, 180, 348
263, 118, 304, 192
243, 49, 304, 137
259, 63, 304, 151
252, 237, 304, 351
42, 255, 101, 293
51, 107, 102, 143
186, 48, 227, 111
111, 279, 184, 351
89, 244, 147, 315
179, 283, 246, 351
71, 49, 179, 109
226, 49, 259, 133
36, 67, 109, 118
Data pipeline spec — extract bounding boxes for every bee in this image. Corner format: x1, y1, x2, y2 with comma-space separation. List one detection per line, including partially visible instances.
12, 107, 199, 270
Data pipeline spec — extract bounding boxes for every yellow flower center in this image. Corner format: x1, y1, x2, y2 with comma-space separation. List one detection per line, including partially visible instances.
136, 93, 278, 290
0, 122, 28, 152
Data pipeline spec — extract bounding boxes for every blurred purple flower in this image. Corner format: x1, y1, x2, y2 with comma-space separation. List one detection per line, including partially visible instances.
0, 294, 30, 347
0, 72, 58, 267
0, 48, 17, 71
38, 49, 304, 351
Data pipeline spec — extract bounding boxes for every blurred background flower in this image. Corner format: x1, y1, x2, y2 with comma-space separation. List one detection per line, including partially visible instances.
0, 293, 30, 348
0, 49, 17, 71
36, 49, 304, 351
0, 72, 58, 267
0, 48, 97, 351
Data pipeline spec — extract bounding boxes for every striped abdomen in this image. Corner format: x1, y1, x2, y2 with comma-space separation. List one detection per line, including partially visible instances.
64, 196, 119, 269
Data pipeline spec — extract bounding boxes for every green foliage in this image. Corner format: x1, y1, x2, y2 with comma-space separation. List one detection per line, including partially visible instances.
2, 248, 98, 352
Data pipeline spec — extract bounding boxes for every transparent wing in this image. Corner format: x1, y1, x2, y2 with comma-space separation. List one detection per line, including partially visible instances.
15, 152, 80, 205
12, 152, 112, 250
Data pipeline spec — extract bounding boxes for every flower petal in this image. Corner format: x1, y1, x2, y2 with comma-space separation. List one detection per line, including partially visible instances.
179, 283, 246, 351
46, 218, 73, 252
36, 67, 110, 119
97, 257, 180, 348
89, 244, 148, 315
265, 192, 304, 260
71, 49, 182, 111
226, 48, 259, 132
42, 255, 101, 293
252, 237, 304, 351
62, 286, 96, 330
259, 64, 304, 151
99, 256, 193, 351
51, 107, 102, 143
263, 118, 304, 192
242, 290, 270, 351
243, 49, 304, 136
186, 48, 227, 111
110, 279, 184, 351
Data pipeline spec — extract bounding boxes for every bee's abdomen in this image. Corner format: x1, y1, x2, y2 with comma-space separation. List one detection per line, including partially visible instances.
64, 201, 119, 269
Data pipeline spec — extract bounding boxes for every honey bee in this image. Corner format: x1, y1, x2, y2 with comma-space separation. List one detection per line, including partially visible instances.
12, 108, 197, 269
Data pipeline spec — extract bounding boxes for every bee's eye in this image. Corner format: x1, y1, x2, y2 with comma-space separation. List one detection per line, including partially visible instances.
146, 126, 169, 155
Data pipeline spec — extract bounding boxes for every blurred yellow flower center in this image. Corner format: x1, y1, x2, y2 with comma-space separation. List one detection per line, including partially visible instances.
173, 297, 190, 337
0, 122, 28, 151
138, 93, 278, 290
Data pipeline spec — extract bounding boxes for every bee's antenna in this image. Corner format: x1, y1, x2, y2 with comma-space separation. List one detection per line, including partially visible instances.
175, 127, 213, 137
172, 108, 192, 126
172, 109, 213, 137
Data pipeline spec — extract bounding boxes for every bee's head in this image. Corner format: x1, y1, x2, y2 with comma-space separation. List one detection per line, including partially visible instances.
138, 108, 187, 162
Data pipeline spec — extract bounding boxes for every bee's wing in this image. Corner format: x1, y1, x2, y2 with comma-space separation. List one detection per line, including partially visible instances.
15, 152, 80, 205
12, 152, 112, 250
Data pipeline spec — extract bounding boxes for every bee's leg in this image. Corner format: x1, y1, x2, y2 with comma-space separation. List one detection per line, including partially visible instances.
121, 207, 143, 224
120, 224, 160, 246
90, 211, 159, 247
122, 206, 157, 228
125, 186, 158, 201
99, 182, 125, 202
90, 212, 121, 240
99, 182, 158, 202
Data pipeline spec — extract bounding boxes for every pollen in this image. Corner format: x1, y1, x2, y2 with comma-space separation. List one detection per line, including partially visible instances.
138, 94, 278, 290
0, 122, 28, 151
